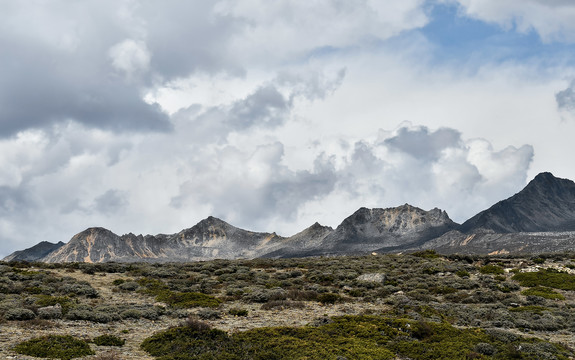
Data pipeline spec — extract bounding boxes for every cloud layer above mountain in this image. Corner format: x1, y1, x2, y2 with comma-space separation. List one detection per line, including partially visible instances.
1, 0, 575, 256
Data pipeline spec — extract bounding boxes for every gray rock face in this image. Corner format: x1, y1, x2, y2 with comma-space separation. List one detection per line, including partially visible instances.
260, 222, 334, 258
461, 172, 575, 233
40, 218, 287, 263
356, 273, 386, 284
317, 204, 458, 255
3, 241, 65, 262
412, 230, 575, 255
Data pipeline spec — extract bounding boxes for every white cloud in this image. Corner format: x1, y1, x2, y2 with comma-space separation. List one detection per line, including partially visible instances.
108, 39, 151, 77
214, 0, 429, 65
2, 1, 575, 259
449, 0, 575, 42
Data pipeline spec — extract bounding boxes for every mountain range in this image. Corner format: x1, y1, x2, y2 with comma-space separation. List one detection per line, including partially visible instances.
5, 172, 575, 263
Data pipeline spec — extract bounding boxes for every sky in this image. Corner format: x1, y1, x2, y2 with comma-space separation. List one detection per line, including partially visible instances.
2, 0, 575, 257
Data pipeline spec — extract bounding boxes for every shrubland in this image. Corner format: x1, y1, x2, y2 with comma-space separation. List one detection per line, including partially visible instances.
1, 252, 575, 359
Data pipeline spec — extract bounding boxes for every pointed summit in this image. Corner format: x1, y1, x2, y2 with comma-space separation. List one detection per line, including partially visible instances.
461, 172, 575, 233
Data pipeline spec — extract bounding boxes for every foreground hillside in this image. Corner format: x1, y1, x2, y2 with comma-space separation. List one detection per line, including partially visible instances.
2, 252, 575, 359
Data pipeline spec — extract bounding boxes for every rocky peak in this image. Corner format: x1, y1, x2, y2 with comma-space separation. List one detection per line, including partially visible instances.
461, 172, 575, 233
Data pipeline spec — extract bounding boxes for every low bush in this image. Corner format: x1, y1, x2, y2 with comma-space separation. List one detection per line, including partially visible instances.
13, 335, 94, 359
35, 295, 73, 314
512, 269, 575, 290
156, 290, 222, 308
5, 308, 36, 321
228, 308, 249, 316
197, 309, 221, 320
317, 292, 341, 305
479, 264, 504, 275
521, 286, 565, 300
140, 315, 573, 360
261, 300, 305, 310
93, 334, 125, 347
509, 305, 549, 315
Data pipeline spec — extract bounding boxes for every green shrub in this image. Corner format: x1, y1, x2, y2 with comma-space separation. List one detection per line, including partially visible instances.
228, 308, 249, 316
156, 290, 222, 308
197, 309, 221, 319
509, 306, 549, 315
140, 315, 573, 360
532, 257, 546, 264
261, 300, 305, 310
411, 250, 441, 259
5, 307, 36, 320
512, 269, 575, 290
479, 265, 504, 275
521, 286, 565, 300
93, 334, 125, 347
118, 281, 139, 291
13, 335, 94, 359
455, 270, 470, 278
35, 295, 73, 314
317, 292, 341, 305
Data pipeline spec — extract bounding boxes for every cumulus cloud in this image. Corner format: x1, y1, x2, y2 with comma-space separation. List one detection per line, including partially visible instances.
556, 80, 575, 119
214, 0, 428, 64
171, 142, 337, 228
0, 1, 560, 259
108, 39, 151, 78
448, 0, 575, 42
384, 127, 462, 161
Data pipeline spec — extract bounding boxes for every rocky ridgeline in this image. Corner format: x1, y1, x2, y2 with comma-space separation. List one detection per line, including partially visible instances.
5, 172, 575, 263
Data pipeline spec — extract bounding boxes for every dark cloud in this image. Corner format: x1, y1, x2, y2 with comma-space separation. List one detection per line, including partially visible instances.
229, 85, 292, 129
0, 186, 29, 216
94, 189, 128, 214
172, 73, 342, 143
138, 1, 244, 77
171, 84, 293, 144
556, 81, 575, 113
383, 126, 462, 161
171, 142, 337, 228
0, 2, 172, 138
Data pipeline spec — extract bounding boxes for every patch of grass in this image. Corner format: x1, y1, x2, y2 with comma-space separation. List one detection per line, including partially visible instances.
512, 269, 575, 290
521, 286, 565, 300
13, 335, 94, 360
509, 306, 549, 315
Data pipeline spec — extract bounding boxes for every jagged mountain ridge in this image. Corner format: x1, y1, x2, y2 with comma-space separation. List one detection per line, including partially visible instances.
41, 217, 287, 263
6, 171, 575, 262
5, 204, 456, 263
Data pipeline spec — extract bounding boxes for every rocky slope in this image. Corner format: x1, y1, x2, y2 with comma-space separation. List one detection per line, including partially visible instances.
286, 205, 458, 257
41, 217, 286, 263
461, 172, 575, 233
2, 241, 65, 262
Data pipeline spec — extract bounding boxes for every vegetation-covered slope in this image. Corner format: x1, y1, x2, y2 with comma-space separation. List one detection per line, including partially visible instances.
1, 252, 575, 359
